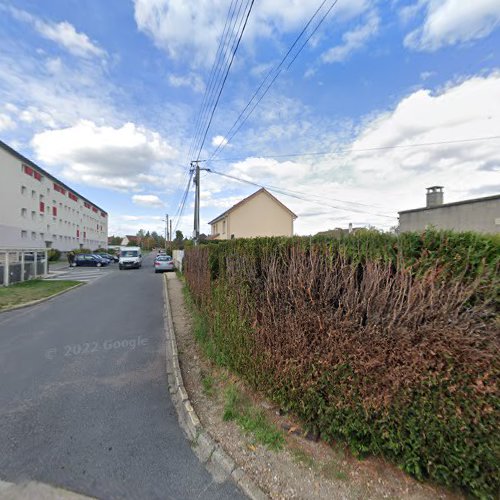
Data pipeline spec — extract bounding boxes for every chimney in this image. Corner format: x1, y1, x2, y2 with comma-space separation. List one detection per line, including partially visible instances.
348, 222, 353, 234
426, 186, 444, 208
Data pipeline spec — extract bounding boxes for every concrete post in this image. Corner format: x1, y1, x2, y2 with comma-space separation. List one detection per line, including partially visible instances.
33, 252, 37, 279
21, 251, 25, 282
44, 250, 48, 276
4, 252, 9, 287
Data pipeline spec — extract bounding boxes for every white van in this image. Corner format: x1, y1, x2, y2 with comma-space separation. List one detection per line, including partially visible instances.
119, 246, 142, 270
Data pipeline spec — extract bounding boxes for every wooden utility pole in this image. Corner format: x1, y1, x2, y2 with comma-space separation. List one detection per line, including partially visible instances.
192, 161, 200, 243
165, 214, 168, 251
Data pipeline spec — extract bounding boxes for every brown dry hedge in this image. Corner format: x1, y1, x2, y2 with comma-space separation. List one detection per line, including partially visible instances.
184, 230, 499, 498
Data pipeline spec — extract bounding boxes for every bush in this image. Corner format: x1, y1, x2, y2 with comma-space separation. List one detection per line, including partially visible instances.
184, 230, 499, 498
47, 249, 61, 261
72, 248, 92, 254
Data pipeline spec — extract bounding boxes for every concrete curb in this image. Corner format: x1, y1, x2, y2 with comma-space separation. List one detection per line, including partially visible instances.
163, 275, 268, 500
0, 282, 84, 313
0, 479, 95, 499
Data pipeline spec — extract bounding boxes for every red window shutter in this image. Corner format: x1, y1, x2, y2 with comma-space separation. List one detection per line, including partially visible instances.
83, 231, 86, 238
39, 201, 45, 212
52, 206, 57, 216
77, 229, 80, 238
24, 165, 33, 176
33, 171, 42, 181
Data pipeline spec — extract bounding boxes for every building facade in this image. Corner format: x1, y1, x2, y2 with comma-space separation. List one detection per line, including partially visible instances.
209, 188, 297, 240
0, 141, 108, 251
399, 186, 500, 234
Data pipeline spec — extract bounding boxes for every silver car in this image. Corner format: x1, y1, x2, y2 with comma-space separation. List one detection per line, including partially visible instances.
154, 255, 174, 273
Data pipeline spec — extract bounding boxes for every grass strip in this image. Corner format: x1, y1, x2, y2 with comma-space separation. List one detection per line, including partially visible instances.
0, 279, 81, 310
223, 385, 284, 451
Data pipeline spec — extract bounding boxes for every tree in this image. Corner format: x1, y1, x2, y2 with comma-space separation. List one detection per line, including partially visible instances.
174, 230, 184, 250
108, 235, 122, 245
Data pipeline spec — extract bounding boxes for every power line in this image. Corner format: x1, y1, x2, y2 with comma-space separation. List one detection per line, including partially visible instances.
173, 169, 195, 233
194, 0, 255, 162
186, 0, 241, 163
204, 135, 500, 163
204, 168, 397, 220
208, 0, 338, 161
205, 167, 386, 209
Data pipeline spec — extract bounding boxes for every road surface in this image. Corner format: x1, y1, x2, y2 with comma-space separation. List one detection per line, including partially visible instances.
0, 254, 245, 499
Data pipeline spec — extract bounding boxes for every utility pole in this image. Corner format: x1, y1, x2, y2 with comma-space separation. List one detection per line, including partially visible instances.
192, 161, 200, 244
170, 219, 172, 247
165, 214, 168, 252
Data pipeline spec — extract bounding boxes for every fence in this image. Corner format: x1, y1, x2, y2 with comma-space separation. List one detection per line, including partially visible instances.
173, 249, 184, 272
0, 248, 49, 286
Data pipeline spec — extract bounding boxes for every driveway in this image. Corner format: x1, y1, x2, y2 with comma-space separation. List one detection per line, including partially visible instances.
0, 253, 245, 499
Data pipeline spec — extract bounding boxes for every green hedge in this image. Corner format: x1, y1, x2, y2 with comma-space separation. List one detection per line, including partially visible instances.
184, 230, 499, 498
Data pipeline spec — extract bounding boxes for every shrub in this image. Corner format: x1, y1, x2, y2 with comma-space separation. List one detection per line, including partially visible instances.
184, 230, 499, 497
47, 249, 61, 261
72, 248, 92, 254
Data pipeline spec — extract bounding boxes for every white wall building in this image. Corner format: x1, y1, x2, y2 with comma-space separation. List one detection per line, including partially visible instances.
0, 140, 108, 251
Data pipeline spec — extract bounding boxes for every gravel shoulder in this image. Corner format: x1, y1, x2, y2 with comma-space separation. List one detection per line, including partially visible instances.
166, 273, 462, 500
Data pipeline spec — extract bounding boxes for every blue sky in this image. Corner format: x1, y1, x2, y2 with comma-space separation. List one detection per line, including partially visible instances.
1, 0, 499, 237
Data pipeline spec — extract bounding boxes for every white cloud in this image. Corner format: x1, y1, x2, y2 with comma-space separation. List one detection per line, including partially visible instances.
32, 120, 179, 191
132, 194, 165, 207
168, 73, 205, 93
133, 0, 372, 65
211, 135, 229, 147
5, 6, 106, 59
420, 70, 435, 80
404, 0, 500, 51
36, 20, 106, 59
322, 12, 380, 63
200, 72, 500, 235
0, 112, 15, 132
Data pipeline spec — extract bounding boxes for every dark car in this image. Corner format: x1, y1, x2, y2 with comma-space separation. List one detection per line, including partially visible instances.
72, 254, 109, 267
96, 253, 117, 263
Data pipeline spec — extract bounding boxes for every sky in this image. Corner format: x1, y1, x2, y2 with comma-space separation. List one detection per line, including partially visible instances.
0, 0, 499, 237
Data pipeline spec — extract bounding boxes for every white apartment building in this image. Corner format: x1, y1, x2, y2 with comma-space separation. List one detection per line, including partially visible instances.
0, 140, 108, 251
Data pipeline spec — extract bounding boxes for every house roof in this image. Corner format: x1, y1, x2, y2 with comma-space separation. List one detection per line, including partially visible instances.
0, 139, 107, 214
208, 188, 297, 225
399, 193, 500, 215
124, 235, 140, 241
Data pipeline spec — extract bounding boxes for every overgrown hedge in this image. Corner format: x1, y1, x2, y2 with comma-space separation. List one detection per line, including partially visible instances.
184, 231, 499, 498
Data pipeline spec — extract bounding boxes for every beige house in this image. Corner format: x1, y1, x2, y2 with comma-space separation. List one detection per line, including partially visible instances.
209, 188, 297, 240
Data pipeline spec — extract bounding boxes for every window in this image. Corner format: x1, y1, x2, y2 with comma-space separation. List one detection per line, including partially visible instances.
40, 232, 44, 240
31, 231, 36, 240
31, 190, 36, 199
23, 165, 34, 176
39, 201, 45, 212
21, 208, 27, 218
31, 211, 36, 220
54, 183, 66, 195
52, 206, 57, 216
21, 185, 27, 195
33, 171, 42, 181
21, 230, 27, 239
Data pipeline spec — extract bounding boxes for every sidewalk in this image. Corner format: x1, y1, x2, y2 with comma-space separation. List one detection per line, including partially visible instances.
48, 260, 69, 271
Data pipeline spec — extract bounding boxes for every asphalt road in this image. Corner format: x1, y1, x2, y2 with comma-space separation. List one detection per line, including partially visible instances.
0, 254, 245, 499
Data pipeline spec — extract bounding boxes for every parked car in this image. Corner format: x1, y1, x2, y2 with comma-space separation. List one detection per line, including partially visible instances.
154, 255, 174, 273
96, 253, 117, 263
72, 254, 109, 267
23, 252, 45, 262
